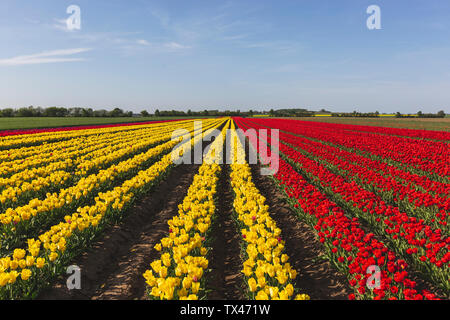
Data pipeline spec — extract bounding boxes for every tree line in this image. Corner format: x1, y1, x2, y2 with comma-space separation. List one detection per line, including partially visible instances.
0, 106, 446, 118
151, 109, 247, 117
0, 106, 134, 118
0, 106, 252, 118
267, 109, 446, 118
331, 111, 446, 118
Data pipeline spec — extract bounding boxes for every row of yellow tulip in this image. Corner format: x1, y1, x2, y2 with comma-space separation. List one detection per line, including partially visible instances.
0, 118, 220, 205
0, 126, 175, 208
74, 122, 194, 176
0, 122, 164, 164
143, 120, 230, 300
0, 120, 195, 180
0, 139, 179, 252
0, 120, 198, 163
0, 119, 223, 252
0, 170, 71, 208
0, 120, 212, 215
228, 124, 310, 300
0, 119, 193, 150
0, 119, 228, 299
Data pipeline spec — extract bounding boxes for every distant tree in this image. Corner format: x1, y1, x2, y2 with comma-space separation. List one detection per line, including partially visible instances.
187, 109, 192, 116
81, 108, 94, 117
0, 108, 14, 117
34, 107, 44, 117
155, 109, 160, 117
395, 112, 402, 118
248, 109, 254, 117
417, 111, 423, 118
69, 107, 83, 117
437, 110, 446, 118
16, 106, 35, 117
141, 110, 149, 117
93, 109, 108, 117
109, 108, 124, 117
43, 107, 69, 117
269, 109, 275, 116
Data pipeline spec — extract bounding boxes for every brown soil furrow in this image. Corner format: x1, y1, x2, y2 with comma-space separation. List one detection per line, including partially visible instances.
206, 165, 245, 300
38, 163, 199, 300
250, 165, 352, 300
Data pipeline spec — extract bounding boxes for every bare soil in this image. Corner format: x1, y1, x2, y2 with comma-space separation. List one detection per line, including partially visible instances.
206, 165, 245, 300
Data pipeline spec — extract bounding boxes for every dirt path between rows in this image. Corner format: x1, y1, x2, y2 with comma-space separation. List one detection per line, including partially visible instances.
206, 165, 245, 300
250, 165, 351, 300
38, 163, 199, 300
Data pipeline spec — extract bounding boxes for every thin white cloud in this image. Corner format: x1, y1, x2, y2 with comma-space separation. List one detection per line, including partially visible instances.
53, 18, 71, 32
137, 39, 151, 46
163, 42, 191, 50
0, 48, 91, 66
223, 33, 249, 41
70, 31, 141, 44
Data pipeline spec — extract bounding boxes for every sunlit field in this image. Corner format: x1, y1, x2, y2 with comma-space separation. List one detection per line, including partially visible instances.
0, 117, 448, 301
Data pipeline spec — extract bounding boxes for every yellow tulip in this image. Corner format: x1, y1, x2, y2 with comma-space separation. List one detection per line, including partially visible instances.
182, 276, 192, 290
191, 281, 200, 294
36, 257, 45, 268
159, 266, 168, 278
257, 276, 266, 288
13, 249, 26, 260
177, 287, 188, 298
21, 269, 32, 281
248, 277, 257, 292
8, 271, 18, 284
285, 284, 294, 297
279, 290, 289, 300
9, 260, 18, 270
255, 290, 269, 300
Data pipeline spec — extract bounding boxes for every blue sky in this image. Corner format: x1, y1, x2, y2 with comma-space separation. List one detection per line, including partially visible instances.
0, 0, 449, 113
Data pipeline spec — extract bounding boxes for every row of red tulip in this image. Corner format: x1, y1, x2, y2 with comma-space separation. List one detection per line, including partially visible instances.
234, 117, 440, 300
274, 128, 449, 197
284, 119, 450, 141
242, 118, 449, 293
273, 131, 449, 230
248, 118, 449, 178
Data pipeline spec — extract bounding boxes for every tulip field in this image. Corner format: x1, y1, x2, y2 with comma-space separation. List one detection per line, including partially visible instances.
0, 117, 448, 300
